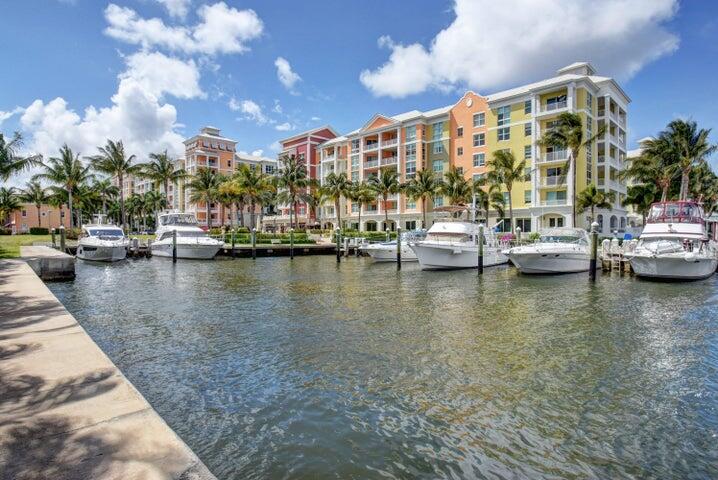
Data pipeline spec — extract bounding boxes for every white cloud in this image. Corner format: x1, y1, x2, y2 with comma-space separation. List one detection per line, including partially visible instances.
272, 99, 282, 114
251, 149, 264, 156
19, 78, 185, 167
155, 0, 191, 19
104, 2, 263, 56
274, 57, 301, 92
0, 107, 23, 127
269, 141, 282, 152
235, 99, 268, 125
120, 51, 204, 99
310, 116, 321, 122
228, 97, 241, 111
360, 0, 679, 98
275, 122, 293, 131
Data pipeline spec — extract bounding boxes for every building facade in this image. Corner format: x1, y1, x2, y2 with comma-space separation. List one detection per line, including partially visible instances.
5, 203, 72, 234
313, 62, 630, 235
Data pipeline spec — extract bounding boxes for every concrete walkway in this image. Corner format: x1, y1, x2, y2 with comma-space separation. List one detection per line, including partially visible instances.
0, 260, 217, 480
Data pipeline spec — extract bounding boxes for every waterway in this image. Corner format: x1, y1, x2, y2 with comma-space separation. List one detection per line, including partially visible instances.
48, 257, 718, 479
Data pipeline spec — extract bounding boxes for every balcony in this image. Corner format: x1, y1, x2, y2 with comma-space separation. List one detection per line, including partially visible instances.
380, 156, 398, 166
540, 100, 568, 113
382, 137, 398, 147
540, 176, 567, 187
365, 142, 379, 151
364, 158, 379, 169
537, 150, 568, 164
540, 199, 568, 207
322, 154, 336, 162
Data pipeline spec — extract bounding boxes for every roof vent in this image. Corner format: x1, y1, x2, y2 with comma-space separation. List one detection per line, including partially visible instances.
201, 126, 221, 136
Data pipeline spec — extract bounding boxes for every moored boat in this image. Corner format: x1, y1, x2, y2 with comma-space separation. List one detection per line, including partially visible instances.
364, 230, 425, 262
626, 201, 718, 280
507, 228, 590, 274
151, 212, 223, 260
76, 216, 128, 262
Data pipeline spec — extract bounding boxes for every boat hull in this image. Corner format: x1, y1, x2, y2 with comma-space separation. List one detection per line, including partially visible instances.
411, 243, 508, 270
365, 244, 417, 262
76, 244, 127, 262
151, 242, 221, 260
629, 254, 718, 280
509, 251, 589, 274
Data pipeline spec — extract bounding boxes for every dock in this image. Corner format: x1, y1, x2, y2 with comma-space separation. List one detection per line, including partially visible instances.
0, 259, 217, 480
21, 245, 76, 281
218, 243, 339, 257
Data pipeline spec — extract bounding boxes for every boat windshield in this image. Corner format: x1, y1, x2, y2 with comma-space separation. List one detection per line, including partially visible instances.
159, 214, 198, 226
159, 230, 207, 240
425, 232, 470, 243
647, 202, 704, 224
88, 228, 123, 237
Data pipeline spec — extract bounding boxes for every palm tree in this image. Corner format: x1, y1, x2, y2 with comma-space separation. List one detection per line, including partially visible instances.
0, 132, 42, 181
187, 168, 222, 230
33, 144, 93, 229
73, 183, 100, 226
143, 190, 168, 228
441, 167, 472, 218
321, 172, 351, 230
472, 179, 506, 226
218, 173, 246, 229
0, 187, 21, 226
619, 137, 679, 202
305, 188, 329, 229
623, 183, 658, 225
242, 166, 274, 230
277, 155, 310, 229
576, 183, 615, 224
537, 112, 604, 226
350, 182, 376, 232
19, 181, 49, 228
140, 150, 187, 196
662, 120, 717, 200
486, 150, 527, 233
91, 178, 119, 215
404, 169, 443, 228
87, 140, 141, 231
368, 168, 401, 230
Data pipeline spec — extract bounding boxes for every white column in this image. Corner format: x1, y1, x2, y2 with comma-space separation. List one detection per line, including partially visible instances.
567, 82, 576, 111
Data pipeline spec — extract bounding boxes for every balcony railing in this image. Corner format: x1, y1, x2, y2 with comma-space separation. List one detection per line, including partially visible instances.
380, 156, 398, 166
540, 199, 568, 206
597, 108, 606, 117
322, 154, 336, 162
543, 100, 567, 112
365, 142, 379, 151
382, 138, 398, 147
540, 176, 567, 187
364, 159, 379, 168
537, 150, 568, 163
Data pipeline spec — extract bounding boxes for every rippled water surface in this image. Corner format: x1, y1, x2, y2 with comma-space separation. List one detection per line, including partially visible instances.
48, 257, 718, 479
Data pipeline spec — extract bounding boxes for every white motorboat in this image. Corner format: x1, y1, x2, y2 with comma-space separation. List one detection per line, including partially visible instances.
76, 217, 128, 262
410, 221, 509, 270
625, 201, 718, 280
151, 212, 223, 260
506, 228, 590, 274
363, 230, 426, 262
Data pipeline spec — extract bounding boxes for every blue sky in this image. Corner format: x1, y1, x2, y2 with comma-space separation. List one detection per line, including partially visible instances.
1, 0, 716, 185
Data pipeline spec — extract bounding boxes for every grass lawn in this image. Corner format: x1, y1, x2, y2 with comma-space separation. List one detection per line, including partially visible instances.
0, 235, 53, 259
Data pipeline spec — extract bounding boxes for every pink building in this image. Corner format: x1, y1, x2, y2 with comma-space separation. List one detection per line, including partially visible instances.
5, 203, 72, 234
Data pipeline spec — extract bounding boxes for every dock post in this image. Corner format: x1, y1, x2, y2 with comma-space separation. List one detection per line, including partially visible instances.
59, 225, 66, 253
172, 229, 177, 263
386, 228, 390, 242
335, 228, 341, 263
51, 228, 56, 248
478, 224, 484, 275
251, 228, 257, 260
396, 226, 402, 270
289, 228, 294, 259
231, 228, 236, 258
516, 226, 522, 245
589, 221, 598, 281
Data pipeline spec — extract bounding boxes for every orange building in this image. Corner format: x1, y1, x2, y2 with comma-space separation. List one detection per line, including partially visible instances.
5, 203, 72, 234
449, 91, 490, 184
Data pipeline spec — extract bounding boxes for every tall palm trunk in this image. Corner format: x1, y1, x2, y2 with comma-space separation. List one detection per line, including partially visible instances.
679, 170, 690, 201
206, 200, 212, 230
250, 201, 257, 230
67, 189, 74, 229
383, 194, 389, 230
358, 204, 362, 232
570, 149, 578, 227
36, 204, 42, 227
422, 196, 427, 228
335, 198, 341, 231
507, 189, 514, 233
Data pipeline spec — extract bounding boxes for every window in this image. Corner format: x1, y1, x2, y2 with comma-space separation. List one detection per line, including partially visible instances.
524, 123, 532, 136
351, 139, 360, 152
524, 145, 532, 159
549, 217, 565, 228
405, 143, 416, 161
351, 172, 359, 182
586, 92, 593, 110
351, 203, 359, 213
524, 100, 532, 114
497, 105, 511, 126
473, 112, 485, 127
524, 190, 532, 204
516, 218, 531, 232
473, 173, 485, 183
432, 160, 443, 172
351, 155, 359, 170
21, 209, 27, 217
432, 122, 443, 140
405, 125, 416, 142
546, 94, 567, 110
497, 127, 510, 141
503, 192, 510, 205
406, 161, 416, 177
406, 201, 416, 210
473, 133, 485, 147
524, 167, 531, 181
456, 167, 464, 175
433, 196, 444, 207
457, 147, 463, 156
457, 127, 463, 137
433, 142, 444, 154
473, 153, 485, 167
405, 220, 417, 230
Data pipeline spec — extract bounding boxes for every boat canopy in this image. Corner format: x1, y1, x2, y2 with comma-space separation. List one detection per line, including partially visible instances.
646, 201, 704, 225
539, 228, 589, 243
159, 213, 199, 226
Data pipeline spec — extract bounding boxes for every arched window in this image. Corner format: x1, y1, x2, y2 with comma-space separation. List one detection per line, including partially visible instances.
610, 215, 618, 231
620, 217, 626, 230
597, 214, 604, 230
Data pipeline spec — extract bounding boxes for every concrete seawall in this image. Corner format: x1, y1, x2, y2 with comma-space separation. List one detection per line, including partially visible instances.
0, 259, 217, 480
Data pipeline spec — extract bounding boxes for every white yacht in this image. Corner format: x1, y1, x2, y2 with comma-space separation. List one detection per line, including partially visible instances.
410, 221, 509, 270
76, 216, 128, 262
151, 212, 223, 260
625, 201, 718, 280
506, 228, 591, 274
364, 230, 426, 262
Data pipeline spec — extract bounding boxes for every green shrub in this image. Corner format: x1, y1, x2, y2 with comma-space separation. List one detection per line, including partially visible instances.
0, 228, 11, 235
65, 228, 82, 240
236, 227, 250, 233
528, 232, 541, 242
29, 227, 49, 235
